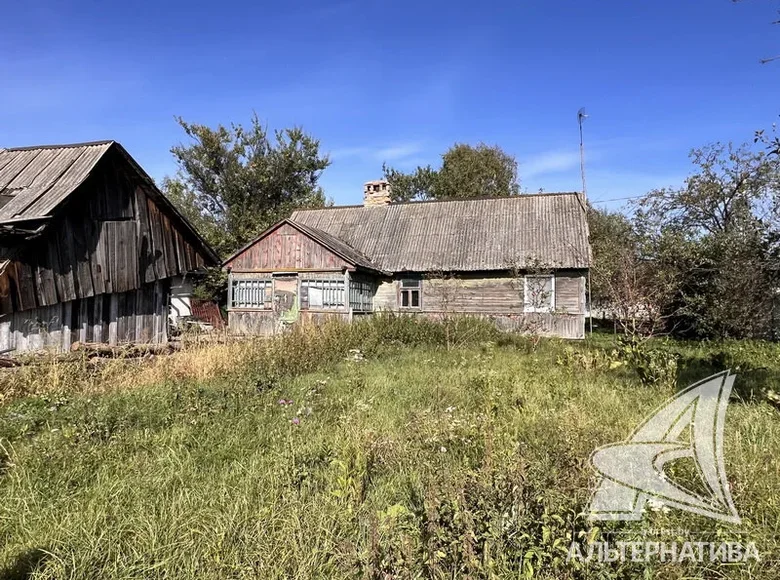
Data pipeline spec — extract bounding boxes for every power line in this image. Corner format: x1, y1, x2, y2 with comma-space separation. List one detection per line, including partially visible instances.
590, 194, 645, 205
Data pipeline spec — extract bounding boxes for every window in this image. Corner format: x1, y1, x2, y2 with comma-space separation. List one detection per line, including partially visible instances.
301, 278, 345, 309
524, 275, 555, 312
230, 278, 272, 309
400, 279, 422, 309
350, 279, 374, 312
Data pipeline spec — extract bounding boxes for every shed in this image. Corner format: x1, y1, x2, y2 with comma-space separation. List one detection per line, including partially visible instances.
0, 141, 218, 352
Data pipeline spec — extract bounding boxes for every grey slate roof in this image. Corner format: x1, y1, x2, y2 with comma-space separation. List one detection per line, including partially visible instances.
290, 221, 385, 273
0, 141, 113, 223
291, 193, 590, 272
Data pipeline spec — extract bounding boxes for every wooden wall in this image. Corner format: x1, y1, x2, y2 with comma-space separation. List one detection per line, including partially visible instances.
228, 309, 349, 336
226, 223, 352, 271
0, 280, 168, 352
227, 268, 587, 339
375, 270, 587, 339
0, 148, 210, 315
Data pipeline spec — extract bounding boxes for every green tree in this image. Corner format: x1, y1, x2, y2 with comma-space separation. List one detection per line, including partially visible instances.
634, 142, 780, 339
383, 143, 520, 202
164, 114, 331, 258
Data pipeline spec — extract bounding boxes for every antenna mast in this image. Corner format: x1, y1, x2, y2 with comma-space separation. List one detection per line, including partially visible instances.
578, 108, 593, 336
578, 108, 588, 202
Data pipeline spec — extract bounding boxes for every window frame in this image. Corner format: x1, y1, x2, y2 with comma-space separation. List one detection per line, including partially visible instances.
523, 274, 555, 313
229, 277, 273, 310
349, 278, 375, 312
300, 277, 346, 311
399, 278, 422, 310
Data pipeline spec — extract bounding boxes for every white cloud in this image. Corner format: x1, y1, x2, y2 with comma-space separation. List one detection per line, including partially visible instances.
373, 143, 423, 162
328, 142, 424, 163
520, 150, 582, 180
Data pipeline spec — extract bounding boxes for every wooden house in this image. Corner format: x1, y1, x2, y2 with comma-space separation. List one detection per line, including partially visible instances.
0, 141, 218, 352
223, 182, 591, 339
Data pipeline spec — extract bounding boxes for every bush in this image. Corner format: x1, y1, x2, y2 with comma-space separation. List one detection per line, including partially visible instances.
616, 337, 679, 389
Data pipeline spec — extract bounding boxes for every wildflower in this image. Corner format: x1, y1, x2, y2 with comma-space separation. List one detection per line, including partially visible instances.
278, 399, 287, 406
291, 417, 300, 425
440, 446, 447, 453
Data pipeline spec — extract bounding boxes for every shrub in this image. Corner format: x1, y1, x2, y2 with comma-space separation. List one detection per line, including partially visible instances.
616, 337, 679, 389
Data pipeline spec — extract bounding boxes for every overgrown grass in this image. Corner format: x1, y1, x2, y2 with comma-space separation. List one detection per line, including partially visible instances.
0, 316, 778, 578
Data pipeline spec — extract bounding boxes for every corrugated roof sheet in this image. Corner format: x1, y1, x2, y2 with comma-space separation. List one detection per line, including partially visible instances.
290, 221, 385, 273
0, 141, 113, 223
291, 193, 590, 272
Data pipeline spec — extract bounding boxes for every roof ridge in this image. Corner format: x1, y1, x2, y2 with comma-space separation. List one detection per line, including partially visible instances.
4, 140, 115, 152
293, 192, 583, 212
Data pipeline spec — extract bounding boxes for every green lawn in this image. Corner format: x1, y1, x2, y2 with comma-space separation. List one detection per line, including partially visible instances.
0, 327, 778, 578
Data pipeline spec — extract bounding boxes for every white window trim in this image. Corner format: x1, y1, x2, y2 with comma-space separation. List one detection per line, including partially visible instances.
523, 274, 555, 313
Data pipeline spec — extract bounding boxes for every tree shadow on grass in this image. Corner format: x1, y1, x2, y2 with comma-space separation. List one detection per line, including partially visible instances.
0, 548, 50, 580
676, 355, 780, 403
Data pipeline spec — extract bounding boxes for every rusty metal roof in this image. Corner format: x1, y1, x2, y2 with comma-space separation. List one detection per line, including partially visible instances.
291, 193, 590, 272
0, 141, 114, 223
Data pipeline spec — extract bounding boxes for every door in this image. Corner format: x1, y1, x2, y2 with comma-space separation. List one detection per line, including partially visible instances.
273, 275, 299, 327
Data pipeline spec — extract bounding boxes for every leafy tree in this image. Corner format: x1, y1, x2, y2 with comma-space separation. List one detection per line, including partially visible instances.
588, 207, 636, 309
634, 142, 780, 339
588, 207, 683, 336
164, 114, 331, 258
383, 143, 520, 202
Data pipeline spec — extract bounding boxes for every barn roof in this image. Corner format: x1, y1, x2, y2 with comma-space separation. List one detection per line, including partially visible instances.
0, 141, 113, 224
290, 193, 590, 272
0, 140, 219, 264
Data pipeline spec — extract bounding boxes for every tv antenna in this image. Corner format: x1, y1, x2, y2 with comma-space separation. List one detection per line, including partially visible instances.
578, 107, 588, 202
578, 107, 593, 335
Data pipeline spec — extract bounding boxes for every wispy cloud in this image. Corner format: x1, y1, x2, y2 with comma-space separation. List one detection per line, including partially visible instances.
374, 143, 424, 162
520, 149, 582, 180
329, 142, 424, 163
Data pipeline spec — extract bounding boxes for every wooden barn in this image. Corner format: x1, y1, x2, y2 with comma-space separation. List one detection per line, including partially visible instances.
223, 182, 591, 339
0, 141, 218, 352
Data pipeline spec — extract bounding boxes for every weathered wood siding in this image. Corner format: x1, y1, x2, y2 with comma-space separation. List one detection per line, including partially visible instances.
228, 309, 349, 336
0, 149, 209, 315
227, 223, 352, 272
374, 270, 587, 339
0, 280, 168, 352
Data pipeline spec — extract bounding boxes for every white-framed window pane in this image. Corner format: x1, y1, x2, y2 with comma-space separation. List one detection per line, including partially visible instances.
399, 279, 422, 309
349, 279, 374, 312
309, 286, 324, 308
524, 275, 554, 312
301, 279, 345, 309
231, 279, 272, 309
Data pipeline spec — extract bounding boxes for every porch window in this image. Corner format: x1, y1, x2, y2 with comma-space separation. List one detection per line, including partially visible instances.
350, 279, 374, 312
301, 278, 345, 309
524, 275, 555, 312
400, 279, 422, 309
230, 278, 272, 309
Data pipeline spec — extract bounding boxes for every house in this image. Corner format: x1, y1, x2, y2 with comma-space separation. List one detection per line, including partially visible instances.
223, 181, 591, 339
0, 141, 219, 352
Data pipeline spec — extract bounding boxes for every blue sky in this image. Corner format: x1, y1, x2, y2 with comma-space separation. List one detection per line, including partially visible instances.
2, 0, 779, 208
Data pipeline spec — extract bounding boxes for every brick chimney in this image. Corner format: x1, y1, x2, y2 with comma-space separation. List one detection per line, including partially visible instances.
363, 180, 391, 206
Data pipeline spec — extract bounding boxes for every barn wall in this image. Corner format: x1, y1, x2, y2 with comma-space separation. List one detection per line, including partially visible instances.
0, 149, 210, 315
0, 280, 169, 353
227, 223, 352, 272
